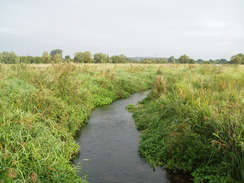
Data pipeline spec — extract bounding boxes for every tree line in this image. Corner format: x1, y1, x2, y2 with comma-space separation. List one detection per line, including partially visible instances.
140, 54, 244, 64
0, 49, 243, 64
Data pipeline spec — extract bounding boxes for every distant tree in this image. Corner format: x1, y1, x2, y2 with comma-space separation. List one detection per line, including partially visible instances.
106, 54, 110, 63
126, 58, 138, 63
93, 53, 107, 63
219, 59, 228, 63
32, 56, 44, 64
189, 59, 196, 64
42, 51, 52, 63
0, 53, 3, 63
168, 56, 175, 63
208, 59, 217, 64
20, 56, 34, 64
50, 49, 63, 59
53, 54, 62, 63
74, 52, 83, 63
0, 51, 20, 64
140, 59, 154, 64
196, 59, 204, 64
158, 58, 168, 63
230, 53, 244, 64
65, 55, 71, 60
110, 55, 127, 63
178, 54, 191, 64
74, 51, 92, 63
82, 51, 93, 63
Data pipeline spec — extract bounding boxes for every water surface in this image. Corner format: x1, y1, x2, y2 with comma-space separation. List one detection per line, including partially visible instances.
73, 91, 192, 183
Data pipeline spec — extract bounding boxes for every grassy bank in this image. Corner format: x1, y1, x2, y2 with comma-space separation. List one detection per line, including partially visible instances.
0, 63, 157, 182
131, 65, 244, 183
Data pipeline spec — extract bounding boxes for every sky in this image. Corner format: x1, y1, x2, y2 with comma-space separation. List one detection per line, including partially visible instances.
0, 0, 243, 60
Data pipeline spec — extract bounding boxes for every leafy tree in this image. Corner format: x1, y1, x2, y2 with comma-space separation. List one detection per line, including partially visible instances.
178, 54, 191, 64
110, 54, 127, 63
0, 53, 3, 63
93, 53, 107, 63
189, 59, 196, 64
42, 52, 52, 63
20, 56, 33, 63
168, 56, 175, 63
53, 54, 62, 63
106, 54, 110, 63
126, 58, 138, 63
208, 59, 218, 64
65, 55, 71, 60
0, 51, 20, 64
74, 52, 83, 63
196, 59, 205, 64
230, 53, 244, 64
74, 51, 92, 63
32, 56, 44, 64
219, 59, 228, 63
82, 51, 93, 63
140, 59, 155, 64
50, 49, 63, 59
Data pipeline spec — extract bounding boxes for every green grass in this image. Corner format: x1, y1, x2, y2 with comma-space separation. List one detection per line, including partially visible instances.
0, 63, 157, 182
132, 65, 244, 183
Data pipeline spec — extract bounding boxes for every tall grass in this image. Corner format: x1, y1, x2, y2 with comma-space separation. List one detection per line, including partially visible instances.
0, 63, 157, 182
132, 65, 244, 183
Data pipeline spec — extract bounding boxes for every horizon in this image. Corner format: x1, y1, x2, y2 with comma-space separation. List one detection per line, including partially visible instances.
1, 0, 243, 60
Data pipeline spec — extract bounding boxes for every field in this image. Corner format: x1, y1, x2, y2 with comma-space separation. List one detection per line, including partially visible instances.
131, 64, 244, 183
0, 63, 243, 182
0, 63, 157, 182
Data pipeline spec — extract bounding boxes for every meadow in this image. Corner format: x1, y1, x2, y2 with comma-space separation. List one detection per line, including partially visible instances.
0, 63, 243, 183
131, 64, 244, 183
0, 63, 157, 182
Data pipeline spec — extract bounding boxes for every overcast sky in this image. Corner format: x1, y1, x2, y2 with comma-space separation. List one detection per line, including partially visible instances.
0, 0, 243, 60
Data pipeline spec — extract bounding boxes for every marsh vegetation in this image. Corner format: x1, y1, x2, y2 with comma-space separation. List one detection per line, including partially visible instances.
0, 63, 243, 183
131, 65, 244, 183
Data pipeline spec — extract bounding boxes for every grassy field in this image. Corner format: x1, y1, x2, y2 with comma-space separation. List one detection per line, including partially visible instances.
0, 63, 157, 182
0, 63, 243, 182
130, 64, 244, 183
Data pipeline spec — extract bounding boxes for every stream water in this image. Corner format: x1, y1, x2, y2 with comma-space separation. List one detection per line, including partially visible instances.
73, 91, 192, 183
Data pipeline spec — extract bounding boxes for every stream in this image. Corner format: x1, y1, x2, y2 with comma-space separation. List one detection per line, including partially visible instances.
73, 91, 192, 183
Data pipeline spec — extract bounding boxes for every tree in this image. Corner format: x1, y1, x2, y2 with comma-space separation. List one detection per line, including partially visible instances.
74, 52, 83, 63
110, 54, 127, 63
230, 53, 244, 64
189, 59, 196, 64
0, 53, 3, 63
93, 53, 107, 63
0, 51, 20, 64
65, 55, 71, 60
106, 54, 110, 63
168, 56, 175, 63
196, 59, 204, 64
32, 56, 44, 64
42, 51, 52, 63
20, 56, 34, 63
50, 49, 63, 59
82, 51, 93, 63
178, 54, 191, 64
53, 54, 62, 63
219, 59, 228, 63
74, 51, 92, 63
